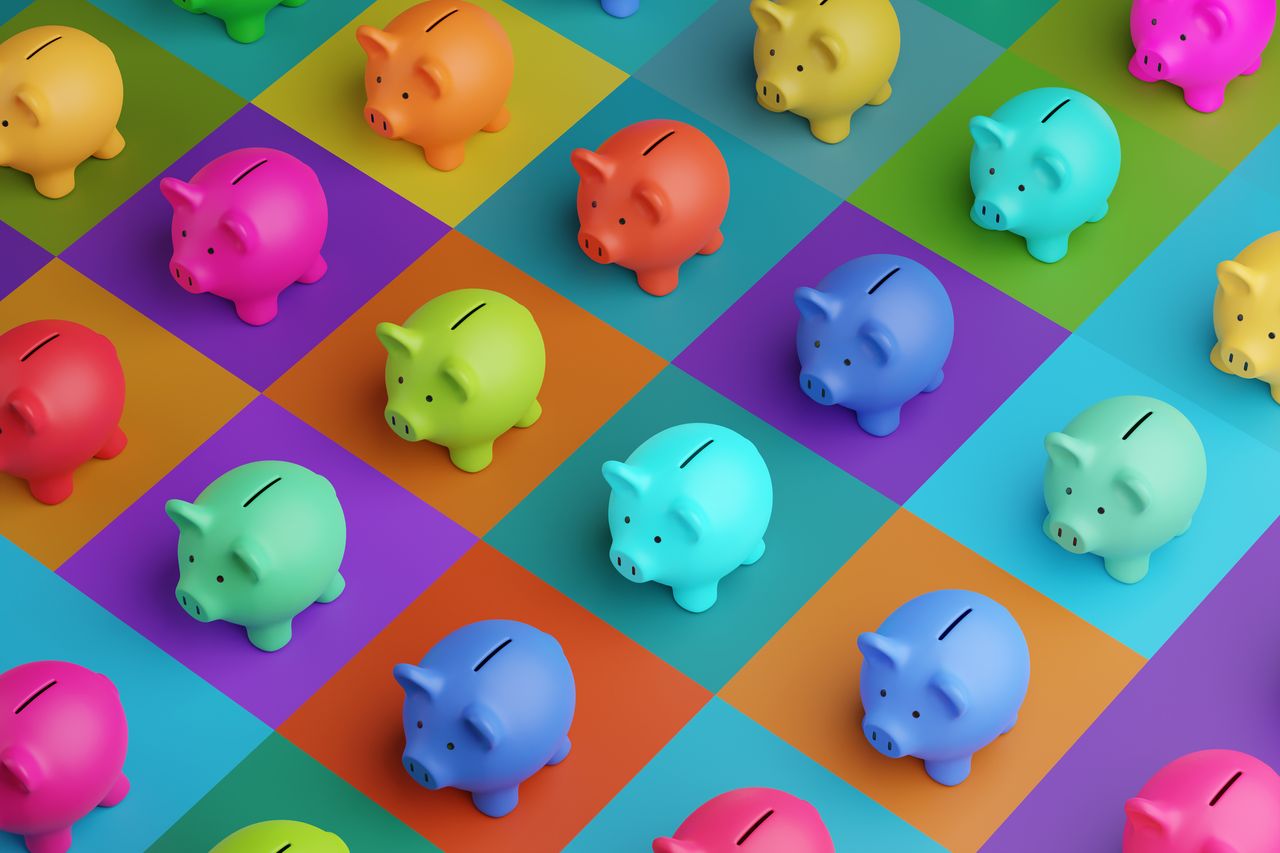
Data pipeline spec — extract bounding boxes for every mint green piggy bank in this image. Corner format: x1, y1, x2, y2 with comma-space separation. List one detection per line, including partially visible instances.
210, 820, 348, 852
172, 0, 308, 44
1043, 396, 1206, 584
165, 460, 347, 651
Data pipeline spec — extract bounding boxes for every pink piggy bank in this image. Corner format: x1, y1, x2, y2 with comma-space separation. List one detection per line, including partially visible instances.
160, 147, 329, 326
0, 661, 130, 853
1124, 749, 1280, 852
1129, 0, 1275, 113
653, 787, 835, 853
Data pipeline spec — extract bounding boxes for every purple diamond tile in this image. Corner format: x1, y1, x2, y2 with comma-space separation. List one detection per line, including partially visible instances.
0, 219, 50, 300
60, 396, 475, 728
62, 104, 448, 390
676, 202, 1068, 503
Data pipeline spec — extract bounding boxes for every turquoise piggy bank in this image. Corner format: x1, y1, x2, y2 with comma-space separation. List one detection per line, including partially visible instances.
1042, 396, 1206, 584
602, 423, 773, 613
165, 460, 347, 651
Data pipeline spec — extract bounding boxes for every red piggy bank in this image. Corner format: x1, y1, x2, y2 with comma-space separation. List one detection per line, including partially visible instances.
571, 119, 730, 297
0, 320, 126, 505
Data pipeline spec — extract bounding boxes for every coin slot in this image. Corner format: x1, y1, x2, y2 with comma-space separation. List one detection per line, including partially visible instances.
451, 303, 487, 330
1209, 771, 1242, 806
427, 8, 459, 32
737, 810, 774, 845
474, 638, 512, 671
25, 36, 61, 60
679, 439, 715, 469
19, 333, 59, 362
1041, 98, 1071, 123
867, 267, 901, 295
643, 130, 677, 156
938, 608, 973, 641
231, 159, 269, 185
243, 477, 283, 508
14, 680, 56, 714
1122, 411, 1153, 441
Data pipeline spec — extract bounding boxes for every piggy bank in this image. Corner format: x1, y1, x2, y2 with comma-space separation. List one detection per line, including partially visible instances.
394, 620, 575, 818
1124, 750, 1280, 852
357, 0, 513, 172
160, 147, 328, 326
0, 661, 130, 853
969, 87, 1120, 264
858, 589, 1030, 786
1210, 230, 1280, 403
210, 820, 349, 853
0, 320, 127, 505
571, 119, 730, 297
164, 460, 347, 652
172, 0, 310, 44
750, 0, 899, 144
603, 423, 773, 614
653, 788, 835, 853
1129, 0, 1275, 113
601, 0, 639, 17
0, 26, 124, 199
376, 288, 545, 473
1043, 396, 1206, 585
795, 255, 954, 437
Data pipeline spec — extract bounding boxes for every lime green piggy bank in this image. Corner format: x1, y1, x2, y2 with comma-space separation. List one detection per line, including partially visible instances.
172, 0, 308, 44
376, 289, 546, 473
165, 460, 347, 652
210, 820, 349, 852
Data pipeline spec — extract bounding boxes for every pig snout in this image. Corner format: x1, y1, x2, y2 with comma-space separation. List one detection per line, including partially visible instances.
1130, 47, 1169, 82
863, 719, 906, 758
579, 230, 613, 265
1219, 344, 1259, 377
171, 258, 209, 294
756, 78, 789, 112
610, 546, 648, 583
800, 371, 837, 406
385, 407, 424, 442
175, 586, 213, 622
971, 198, 1010, 231
366, 104, 400, 139
1044, 516, 1088, 554
404, 753, 444, 790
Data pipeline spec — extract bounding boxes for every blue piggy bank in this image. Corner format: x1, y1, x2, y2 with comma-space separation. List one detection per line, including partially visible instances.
857, 589, 1030, 786
603, 423, 773, 614
795, 254, 954, 437
968, 87, 1120, 264
394, 620, 575, 817
601, 0, 638, 17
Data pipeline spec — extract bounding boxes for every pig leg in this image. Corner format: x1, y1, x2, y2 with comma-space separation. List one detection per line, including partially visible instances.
247, 620, 293, 652
1269, 381, 1280, 405
1088, 200, 1108, 223
1182, 84, 1226, 113
298, 255, 328, 284
472, 786, 519, 818
1243, 56, 1262, 75
483, 105, 511, 133
27, 473, 74, 505
924, 369, 944, 393
1002, 713, 1018, 735
547, 735, 571, 766
515, 399, 542, 428
317, 571, 346, 604
234, 295, 280, 326
672, 582, 719, 613
93, 127, 125, 160
924, 755, 972, 786
698, 229, 724, 255
99, 773, 130, 807
1025, 235, 1069, 264
601, 0, 640, 17
22, 828, 72, 853
808, 114, 853, 144
449, 442, 494, 473
424, 143, 467, 172
742, 539, 766, 566
855, 407, 901, 437
96, 425, 128, 460
32, 169, 77, 200
1102, 554, 1149, 585
281, 0, 309, 6
636, 267, 679, 297
224, 14, 268, 43
868, 82, 892, 106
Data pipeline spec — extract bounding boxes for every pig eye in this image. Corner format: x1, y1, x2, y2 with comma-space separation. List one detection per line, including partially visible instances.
376, 75, 382, 83
879, 689, 887, 697
446, 742, 455, 750
843, 358, 851, 366
425, 395, 433, 402
1238, 314, 1244, 322
188, 555, 195, 563
796, 64, 804, 72
813, 339, 821, 348
624, 515, 630, 524
988, 167, 995, 175
1151, 17, 1157, 24
912, 710, 920, 718
591, 200, 597, 208
1, 120, 7, 127
1270, 333, 1276, 340
397, 376, 404, 384
1065, 487, 1072, 495
402, 91, 409, 100
181, 230, 187, 237
216, 575, 224, 583
416, 721, 423, 729
1180, 33, 1187, 40
618, 217, 626, 225
654, 535, 662, 543
1018, 184, 1026, 192
1097, 506, 1106, 515
207, 247, 215, 255
769, 49, 775, 56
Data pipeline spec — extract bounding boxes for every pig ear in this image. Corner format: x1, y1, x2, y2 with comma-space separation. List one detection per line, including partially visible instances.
375, 322, 423, 358
859, 318, 896, 365
1216, 260, 1262, 299
812, 30, 845, 69
570, 148, 616, 183
392, 663, 444, 701
652, 840, 705, 853
1194, 1, 1231, 38
355, 25, 398, 60
462, 702, 505, 751
220, 210, 259, 254
857, 632, 910, 671
794, 286, 839, 321
159, 177, 205, 212
231, 536, 268, 583
633, 181, 669, 224
164, 499, 213, 535
416, 60, 451, 98
1202, 838, 1239, 853
930, 670, 970, 718
6, 388, 46, 435
1034, 150, 1071, 191
1125, 797, 1179, 837
602, 460, 651, 497
749, 0, 794, 32
969, 116, 1013, 151
670, 496, 709, 542
1044, 432, 1093, 469
441, 356, 477, 402
13, 84, 49, 127
1115, 469, 1152, 514
0, 744, 44, 794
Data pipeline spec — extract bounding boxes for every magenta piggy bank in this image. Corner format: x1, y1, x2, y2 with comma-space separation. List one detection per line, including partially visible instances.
160, 147, 329, 326
0, 661, 130, 853
1124, 749, 1280, 852
653, 787, 835, 853
1129, 0, 1275, 113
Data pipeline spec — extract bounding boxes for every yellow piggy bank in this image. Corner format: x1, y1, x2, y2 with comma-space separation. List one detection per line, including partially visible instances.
750, 0, 900, 144
0, 25, 125, 199
1212, 231, 1280, 404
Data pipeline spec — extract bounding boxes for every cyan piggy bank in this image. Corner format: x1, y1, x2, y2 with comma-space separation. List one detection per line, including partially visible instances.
795, 254, 954, 437
858, 589, 1030, 786
1043, 396, 1206, 584
603, 423, 773, 614
969, 87, 1120, 264
165, 460, 347, 652
394, 619, 575, 818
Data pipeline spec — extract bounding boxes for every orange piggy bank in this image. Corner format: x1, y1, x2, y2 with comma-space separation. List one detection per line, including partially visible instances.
0, 26, 125, 199
356, 0, 513, 172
